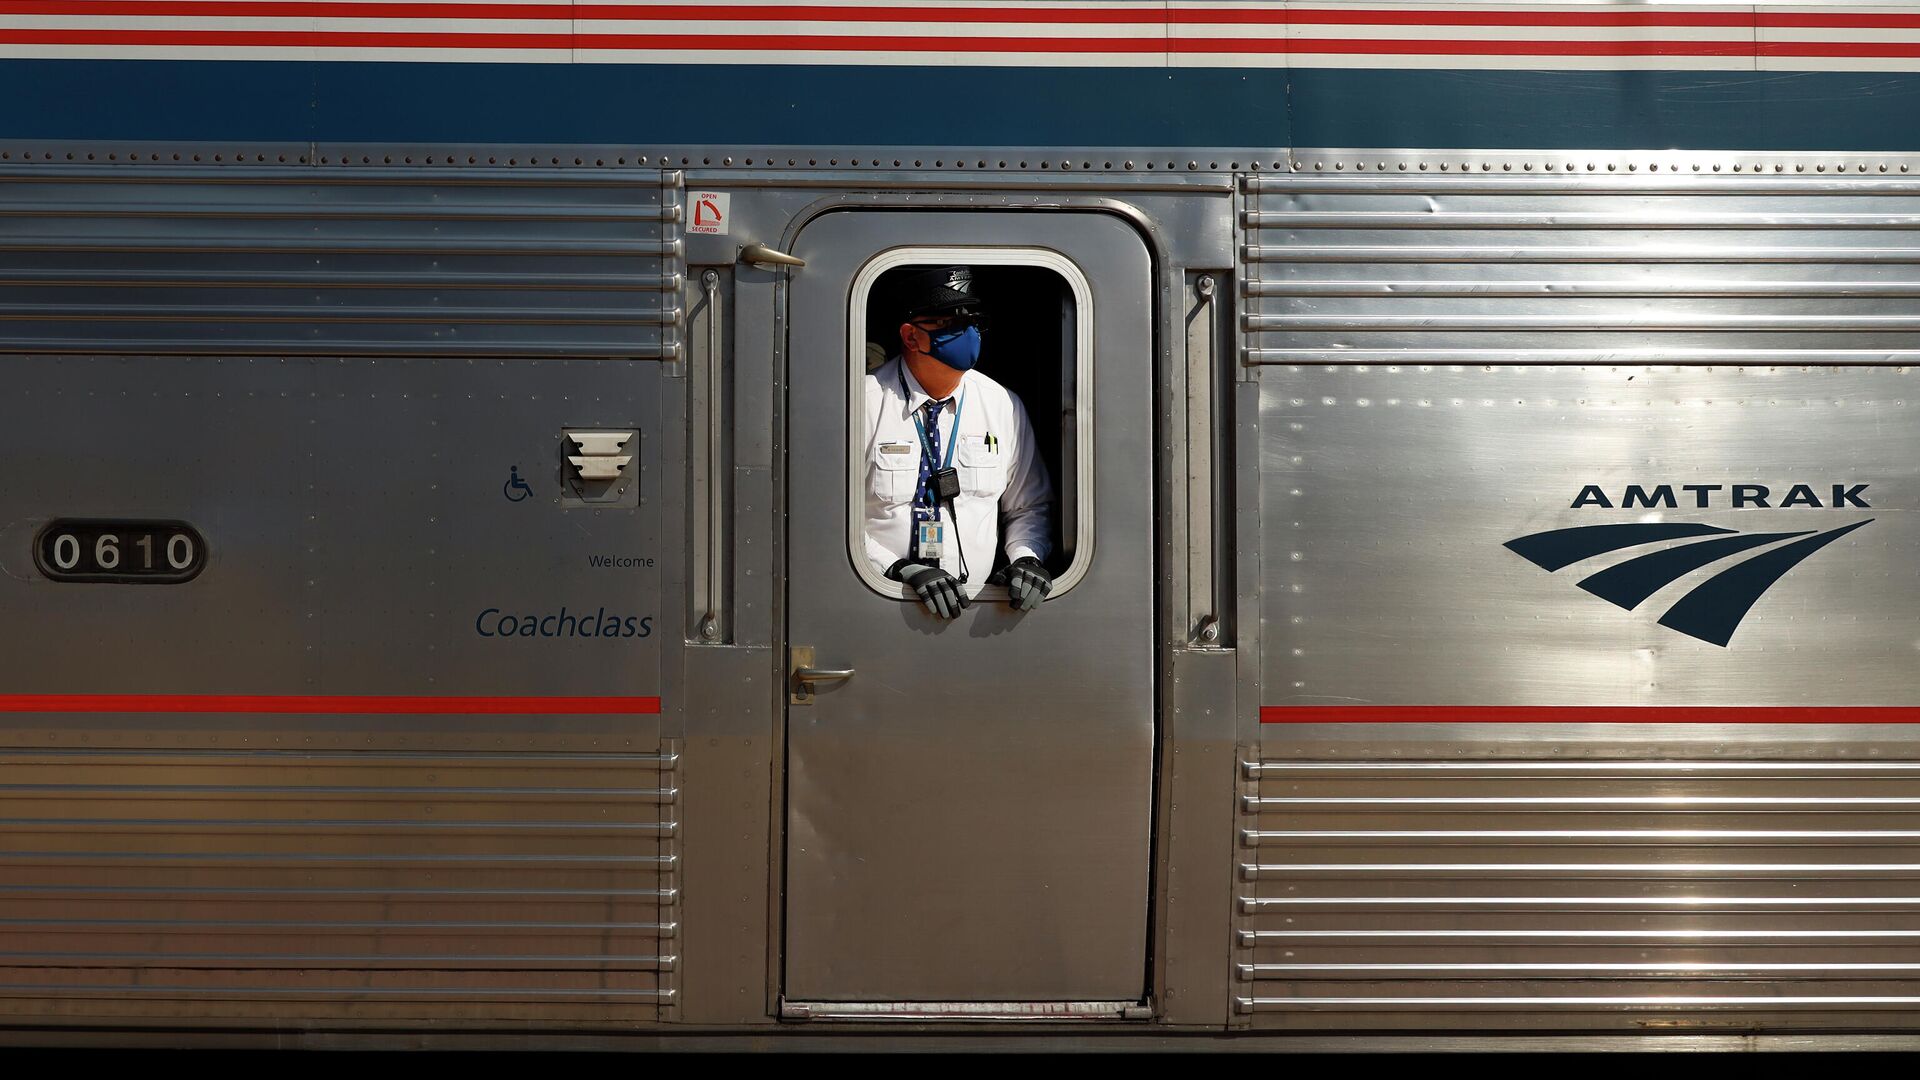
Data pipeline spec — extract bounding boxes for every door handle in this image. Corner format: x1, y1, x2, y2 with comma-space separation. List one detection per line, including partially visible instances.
789, 645, 852, 704
740, 242, 805, 268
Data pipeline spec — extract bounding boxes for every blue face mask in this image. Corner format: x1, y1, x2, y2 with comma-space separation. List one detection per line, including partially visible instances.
926, 324, 982, 372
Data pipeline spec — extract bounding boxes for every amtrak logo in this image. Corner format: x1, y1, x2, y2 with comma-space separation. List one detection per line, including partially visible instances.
947, 272, 971, 294
1504, 520, 1873, 646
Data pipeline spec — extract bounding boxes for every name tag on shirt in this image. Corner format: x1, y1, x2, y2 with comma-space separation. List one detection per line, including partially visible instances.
879, 442, 913, 456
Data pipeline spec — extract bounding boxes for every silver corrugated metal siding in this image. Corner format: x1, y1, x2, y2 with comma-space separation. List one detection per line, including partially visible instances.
1242, 173, 1920, 365
0, 168, 683, 358
1239, 167, 1920, 1029
0, 746, 678, 1022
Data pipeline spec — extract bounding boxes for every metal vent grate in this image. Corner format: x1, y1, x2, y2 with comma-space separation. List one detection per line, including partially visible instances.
1235, 759, 1920, 1030
0, 168, 684, 359
0, 745, 678, 1022
1242, 173, 1920, 366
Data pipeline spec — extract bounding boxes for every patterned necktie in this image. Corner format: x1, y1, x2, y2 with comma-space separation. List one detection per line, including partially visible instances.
909, 397, 949, 560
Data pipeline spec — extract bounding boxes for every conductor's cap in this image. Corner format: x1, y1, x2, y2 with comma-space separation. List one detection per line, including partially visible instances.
891, 265, 984, 319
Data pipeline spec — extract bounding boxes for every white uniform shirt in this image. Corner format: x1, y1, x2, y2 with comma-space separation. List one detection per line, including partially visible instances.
862, 356, 1053, 595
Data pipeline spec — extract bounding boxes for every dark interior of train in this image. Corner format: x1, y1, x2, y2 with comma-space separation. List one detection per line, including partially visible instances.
865, 263, 1076, 575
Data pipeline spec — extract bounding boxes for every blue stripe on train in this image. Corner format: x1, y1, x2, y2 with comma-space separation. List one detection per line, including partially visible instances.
3, 60, 1920, 150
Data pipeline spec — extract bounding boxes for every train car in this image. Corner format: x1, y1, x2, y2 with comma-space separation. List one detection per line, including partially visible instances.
5, 0, 1920, 1051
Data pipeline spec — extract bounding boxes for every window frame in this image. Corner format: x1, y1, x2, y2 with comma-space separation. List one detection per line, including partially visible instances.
845, 245, 1097, 603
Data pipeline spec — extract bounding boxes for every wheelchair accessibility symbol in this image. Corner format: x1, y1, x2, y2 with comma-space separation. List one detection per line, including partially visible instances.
503, 465, 533, 503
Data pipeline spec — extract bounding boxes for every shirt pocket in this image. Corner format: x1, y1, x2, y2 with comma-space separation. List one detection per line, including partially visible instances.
872, 442, 920, 504
956, 434, 1005, 497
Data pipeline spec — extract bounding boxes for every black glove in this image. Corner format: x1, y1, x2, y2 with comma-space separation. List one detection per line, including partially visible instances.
990, 556, 1053, 611
888, 559, 971, 620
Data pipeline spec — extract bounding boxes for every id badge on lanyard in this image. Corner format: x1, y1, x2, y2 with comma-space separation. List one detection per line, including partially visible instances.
916, 519, 945, 561
907, 373, 968, 576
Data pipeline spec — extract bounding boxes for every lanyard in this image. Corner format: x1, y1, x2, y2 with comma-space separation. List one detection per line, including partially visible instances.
904, 371, 967, 472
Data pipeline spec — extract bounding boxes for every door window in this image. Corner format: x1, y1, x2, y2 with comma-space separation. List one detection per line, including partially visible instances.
846, 247, 1094, 601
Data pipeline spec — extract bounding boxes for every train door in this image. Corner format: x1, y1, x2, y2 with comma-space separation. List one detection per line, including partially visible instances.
781, 211, 1156, 1009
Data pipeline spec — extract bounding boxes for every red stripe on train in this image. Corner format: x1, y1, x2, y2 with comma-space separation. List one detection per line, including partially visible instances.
9, 3, 1920, 31
0, 28, 577, 45
0, 694, 662, 714
1262, 706, 1920, 725
4, 2, 1920, 34
0, 31, 1837, 56
0, 4, 1764, 25
0, 1, 577, 14
1185, 37, 1757, 56
0, 2, 1169, 20
1193, 10, 1920, 30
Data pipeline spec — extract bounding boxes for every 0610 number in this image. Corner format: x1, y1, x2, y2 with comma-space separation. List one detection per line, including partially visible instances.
36, 521, 206, 583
